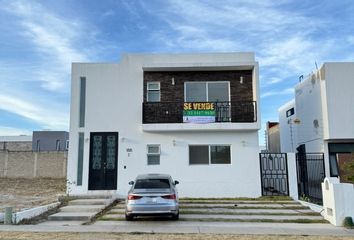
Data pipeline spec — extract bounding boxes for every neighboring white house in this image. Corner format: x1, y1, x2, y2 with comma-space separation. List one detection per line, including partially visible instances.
67, 52, 261, 197
278, 100, 298, 153
265, 121, 280, 153
278, 63, 354, 182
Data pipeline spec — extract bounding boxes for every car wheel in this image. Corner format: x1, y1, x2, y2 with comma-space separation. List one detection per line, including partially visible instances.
125, 214, 134, 221
171, 212, 179, 220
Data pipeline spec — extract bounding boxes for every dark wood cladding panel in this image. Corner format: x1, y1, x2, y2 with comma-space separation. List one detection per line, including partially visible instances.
143, 70, 253, 103
143, 102, 184, 123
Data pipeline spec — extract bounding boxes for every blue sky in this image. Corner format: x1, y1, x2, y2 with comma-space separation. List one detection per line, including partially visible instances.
0, 0, 354, 145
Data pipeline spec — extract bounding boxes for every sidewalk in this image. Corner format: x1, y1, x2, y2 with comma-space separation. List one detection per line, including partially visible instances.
0, 221, 354, 236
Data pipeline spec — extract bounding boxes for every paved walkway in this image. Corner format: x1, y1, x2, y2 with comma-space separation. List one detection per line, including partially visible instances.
0, 221, 354, 236
47, 198, 113, 222
1, 198, 353, 236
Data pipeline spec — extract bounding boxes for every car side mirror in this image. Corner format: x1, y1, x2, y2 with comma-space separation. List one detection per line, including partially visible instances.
174, 180, 179, 185
128, 181, 134, 185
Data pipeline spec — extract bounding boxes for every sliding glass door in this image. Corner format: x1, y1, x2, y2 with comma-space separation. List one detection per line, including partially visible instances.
184, 82, 230, 102
184, 82, 230, 122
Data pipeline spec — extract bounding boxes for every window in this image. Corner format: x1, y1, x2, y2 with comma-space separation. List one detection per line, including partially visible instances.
286, 107, 295, 117
185, 82, 207, 102
147, 144, 160, 165
328, 143, 354, 178
189, 145, 231, 165
147, 82, 160, 102
134, 179, 170, 189
56, 140, 60, 151
189, 145, 209, 164
185, 82, 229, 102
208, 82, 229, 102
329, 154, 339, 177
210, 145, 231, 164
77, 133, 84, 186
79, 77, 86, 127
36, 140, 40, 152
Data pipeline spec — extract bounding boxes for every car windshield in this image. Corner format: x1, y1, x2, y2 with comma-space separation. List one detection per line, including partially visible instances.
134, 178, 170, 189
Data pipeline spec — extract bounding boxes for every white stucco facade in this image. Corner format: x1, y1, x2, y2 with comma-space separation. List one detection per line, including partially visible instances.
321, 63, 354, 140
278, 62, 354, 178
294, 70, 325, 152
284, 63, 354, 152
67, 53, 262, 198
278, 100, 298, 153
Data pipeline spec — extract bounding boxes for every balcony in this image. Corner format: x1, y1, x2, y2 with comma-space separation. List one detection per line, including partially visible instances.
142, 101, 257, 131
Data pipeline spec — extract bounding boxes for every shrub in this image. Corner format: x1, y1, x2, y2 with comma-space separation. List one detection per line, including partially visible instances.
343, 217, 354, 228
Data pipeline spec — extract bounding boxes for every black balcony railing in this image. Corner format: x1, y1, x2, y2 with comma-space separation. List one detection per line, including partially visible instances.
143, 101, 257, 124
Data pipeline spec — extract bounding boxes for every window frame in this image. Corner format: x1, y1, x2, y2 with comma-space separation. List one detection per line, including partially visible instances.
77, 132, 84, 186
79, 76, 86, 128
147, 82, 161, 102
36, 140, 40, 152
147, 144, 161, 165
56, 140, 61, 151
184, 81, 231, 102
65, 140, 69, 150
189, 144, 231, 165
286, 107, 295, 117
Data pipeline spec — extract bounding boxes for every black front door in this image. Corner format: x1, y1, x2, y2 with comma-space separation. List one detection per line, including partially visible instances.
88, 132, 118, 190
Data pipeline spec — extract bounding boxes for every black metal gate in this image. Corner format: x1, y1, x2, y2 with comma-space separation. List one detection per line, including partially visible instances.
296, 153, 325, 204
259, 153, 289, 196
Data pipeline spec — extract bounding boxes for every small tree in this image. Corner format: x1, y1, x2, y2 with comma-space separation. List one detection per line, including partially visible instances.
346, 157, 354, 184
343, 153, 354, 184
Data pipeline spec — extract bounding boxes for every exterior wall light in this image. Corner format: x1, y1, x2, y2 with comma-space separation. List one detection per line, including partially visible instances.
293, 118, 301, 124
240, 76, 244, 84
171, 77, 175, 85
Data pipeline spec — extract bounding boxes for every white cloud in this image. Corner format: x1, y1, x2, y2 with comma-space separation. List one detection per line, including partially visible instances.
258, 36, 330, 73
153, 0, 319, 52
2, 0, 89, 92
0, 1, 91, 131
261, 88, 294, 98
347, 36, 354, 44
0, 126, 32, 136
102, 10, 115, 18
22, 22, 86, 67
0, 94, 69, 130
149, 0, 332, 78
261, 77, 283, 86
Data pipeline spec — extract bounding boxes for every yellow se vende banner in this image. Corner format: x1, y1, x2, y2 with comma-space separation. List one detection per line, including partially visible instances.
183, 103, 216, 123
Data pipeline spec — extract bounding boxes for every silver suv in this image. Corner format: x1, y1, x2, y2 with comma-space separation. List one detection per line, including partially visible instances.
125, 173, 179, 220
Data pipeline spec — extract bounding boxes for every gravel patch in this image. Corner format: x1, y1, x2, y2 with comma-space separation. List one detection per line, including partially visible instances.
0, 178, 66, 212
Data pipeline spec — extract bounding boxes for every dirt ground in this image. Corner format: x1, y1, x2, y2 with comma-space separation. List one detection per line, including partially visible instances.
0, 178, 66, 212
0, 233, 353, 240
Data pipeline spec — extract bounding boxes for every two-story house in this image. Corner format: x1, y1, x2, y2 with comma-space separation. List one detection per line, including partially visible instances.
278, 63, 354, 183
67, 52, 261, 197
